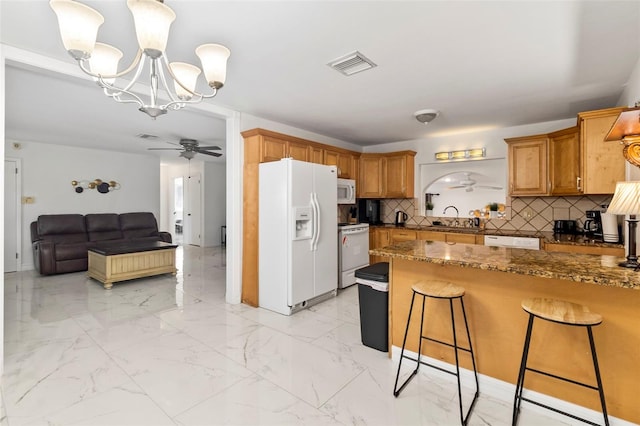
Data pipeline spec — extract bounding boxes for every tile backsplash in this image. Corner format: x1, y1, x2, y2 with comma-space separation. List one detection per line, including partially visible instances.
351, 195, 614, 233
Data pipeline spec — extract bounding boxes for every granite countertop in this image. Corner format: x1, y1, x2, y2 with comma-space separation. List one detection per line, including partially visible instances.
369, 224, 624, 249
370, 240, 639, 290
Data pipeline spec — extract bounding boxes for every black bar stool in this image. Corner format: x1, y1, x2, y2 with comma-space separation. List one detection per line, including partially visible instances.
512, 298, 609, 426
393, 280, 479, 425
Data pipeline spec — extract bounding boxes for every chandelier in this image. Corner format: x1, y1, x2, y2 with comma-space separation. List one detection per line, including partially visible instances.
49, 0, 230, 118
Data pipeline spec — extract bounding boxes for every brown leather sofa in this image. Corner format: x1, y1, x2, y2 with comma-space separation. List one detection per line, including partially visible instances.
31, 212, 172, 275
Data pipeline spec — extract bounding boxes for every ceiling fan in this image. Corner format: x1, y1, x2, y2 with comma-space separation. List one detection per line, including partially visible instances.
447, 172, 503, 192
148, 138, 223, 159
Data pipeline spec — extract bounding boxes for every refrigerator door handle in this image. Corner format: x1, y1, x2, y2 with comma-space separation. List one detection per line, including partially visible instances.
310, 194, 318, 251
313, 193, 321, 251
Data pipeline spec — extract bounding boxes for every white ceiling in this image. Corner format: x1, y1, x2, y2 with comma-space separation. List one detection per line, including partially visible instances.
2, 1, 640, 162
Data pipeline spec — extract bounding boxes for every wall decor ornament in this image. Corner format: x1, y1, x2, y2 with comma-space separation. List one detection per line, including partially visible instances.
72, 179, 120, 194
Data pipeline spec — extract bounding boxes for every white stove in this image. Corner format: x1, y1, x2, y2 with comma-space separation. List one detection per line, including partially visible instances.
338, 223, 370, 288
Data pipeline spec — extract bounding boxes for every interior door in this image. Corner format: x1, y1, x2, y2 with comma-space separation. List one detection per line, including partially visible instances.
186, 173, 202, 246
4, 159, 19, 272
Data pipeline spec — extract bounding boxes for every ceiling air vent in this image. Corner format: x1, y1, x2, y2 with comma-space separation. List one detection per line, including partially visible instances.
136, 133, 159, 139
328, 51, 377, 76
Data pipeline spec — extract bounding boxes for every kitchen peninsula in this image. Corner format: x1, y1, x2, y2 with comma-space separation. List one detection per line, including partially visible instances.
371, 240, 639, 424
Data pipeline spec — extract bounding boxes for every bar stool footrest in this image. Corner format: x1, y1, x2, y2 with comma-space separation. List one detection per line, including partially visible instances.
519, 396, 603, 426
422, 335, 473, 353
525, 367, 600, 391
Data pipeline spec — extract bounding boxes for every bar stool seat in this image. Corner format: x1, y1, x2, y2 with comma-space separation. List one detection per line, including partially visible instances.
394, 280, 479, 425
512, 298, 608, 426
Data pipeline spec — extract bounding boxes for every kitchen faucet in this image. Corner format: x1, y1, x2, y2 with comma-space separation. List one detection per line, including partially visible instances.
443, 205, 459, 226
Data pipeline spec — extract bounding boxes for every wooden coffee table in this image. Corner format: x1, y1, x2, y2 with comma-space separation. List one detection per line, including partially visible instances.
88, 241, 178, 289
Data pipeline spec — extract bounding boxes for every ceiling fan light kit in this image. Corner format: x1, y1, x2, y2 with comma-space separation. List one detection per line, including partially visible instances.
50, 0, 231, 119
414, 109, 440, 124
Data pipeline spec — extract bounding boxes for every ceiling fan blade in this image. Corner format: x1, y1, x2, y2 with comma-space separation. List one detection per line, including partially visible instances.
196, 150, 223, 157
447, 185, 466, 189
148, 148, 182, 151
196, 145, 222, 150
477, 185, 503, 190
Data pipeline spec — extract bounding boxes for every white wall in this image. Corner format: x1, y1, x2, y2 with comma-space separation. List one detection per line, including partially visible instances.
5, 140, 160, 270
203, 162, 226, 247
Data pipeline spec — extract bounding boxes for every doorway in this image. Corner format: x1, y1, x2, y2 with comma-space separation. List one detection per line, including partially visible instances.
4, 158, 21, 273
173, 176, 184, 245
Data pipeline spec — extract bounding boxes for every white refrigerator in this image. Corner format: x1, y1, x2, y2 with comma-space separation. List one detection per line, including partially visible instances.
259, 158, 338, 315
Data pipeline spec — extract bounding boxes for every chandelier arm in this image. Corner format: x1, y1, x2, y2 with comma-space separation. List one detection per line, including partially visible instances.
77, 49, 144, 80
100, 84, 145, 108
155, 58, 181, 103
161, 55, 219, 99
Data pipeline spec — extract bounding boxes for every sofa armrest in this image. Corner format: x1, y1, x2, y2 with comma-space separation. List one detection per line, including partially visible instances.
158, 231, 173, 243
33, 240, 56, 275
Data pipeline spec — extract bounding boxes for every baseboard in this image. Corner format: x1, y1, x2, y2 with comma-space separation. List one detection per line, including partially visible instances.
391, 346, 635, 426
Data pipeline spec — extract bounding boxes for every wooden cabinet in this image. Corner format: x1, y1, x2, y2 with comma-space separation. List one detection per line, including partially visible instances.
390, 229, 417, 244
417, 230, 482, 244
578, 107, 626, 194
324, 149, 358, 179
288, 140, 311, 162
369, 227, 391, 264
505, 134, 549, 196
310, 146, 324, 164
359, 156, 385, 198
505, 108, 626, 197
544, 243, 624, 257
261, 135, 288, 162
359, 151, 416, 199
417, 231, 446, 242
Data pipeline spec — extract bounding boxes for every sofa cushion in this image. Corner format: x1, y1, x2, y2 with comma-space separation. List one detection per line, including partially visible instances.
86, 213, 123, 242
119, 212, 159, 239
37, 214, 88, 243
55, 242, 90, 261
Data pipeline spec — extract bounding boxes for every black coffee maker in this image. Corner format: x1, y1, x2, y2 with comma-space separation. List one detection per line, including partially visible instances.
358, 199, 382, 225
584, 210, 604, 239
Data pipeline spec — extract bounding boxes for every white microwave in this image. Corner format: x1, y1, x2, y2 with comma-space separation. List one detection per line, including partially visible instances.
337, 178, 356, 204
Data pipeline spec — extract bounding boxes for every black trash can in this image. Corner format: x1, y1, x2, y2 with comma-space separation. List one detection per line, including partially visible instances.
355, 262, 389, 352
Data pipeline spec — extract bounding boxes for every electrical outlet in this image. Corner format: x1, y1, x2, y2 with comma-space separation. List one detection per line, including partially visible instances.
21, 196, 35, 204
523, 208, 533, 219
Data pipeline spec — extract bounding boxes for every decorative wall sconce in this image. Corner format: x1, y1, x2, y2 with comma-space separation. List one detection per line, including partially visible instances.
435, 148, 486, 161
605, 106, 640, 167
72, 179, 120, 194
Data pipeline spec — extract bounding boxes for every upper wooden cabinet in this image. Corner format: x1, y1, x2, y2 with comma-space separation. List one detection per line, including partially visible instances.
505, 134, 549, 196
324, 149, 359, 179
578, 107, 626, 194
288, 140, 311, 162
359, 151, 416, 199
549, 127, 581, 196
261, 135, 289, 162
505, 107, 626, 197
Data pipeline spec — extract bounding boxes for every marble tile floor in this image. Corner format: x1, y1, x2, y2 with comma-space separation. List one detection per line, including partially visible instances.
2, 245, 574, 426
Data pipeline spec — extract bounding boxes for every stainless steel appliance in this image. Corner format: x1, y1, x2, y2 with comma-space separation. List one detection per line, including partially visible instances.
395, 211, 408, 227
338, 223, 370, 288
358, 199, 382, 225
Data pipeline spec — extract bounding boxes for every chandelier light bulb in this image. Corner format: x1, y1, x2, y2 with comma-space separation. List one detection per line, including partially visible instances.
126, 0, 176, 59
196, 44, 231, 89
50, 0, 104, 60
89, 43, 123, 84
170, 62, 201, 100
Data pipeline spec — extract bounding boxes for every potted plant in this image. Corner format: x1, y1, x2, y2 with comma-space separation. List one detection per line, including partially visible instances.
426, 201, 434, 216
489, 202, 499, 218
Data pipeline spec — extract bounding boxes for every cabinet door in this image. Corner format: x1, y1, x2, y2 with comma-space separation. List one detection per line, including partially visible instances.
417, 231, 446, 241
385, 155, 408, 198
261, 136, 288, 162
288, 141, 310, 162
579, 108, 626, 194
549, 127, 582, 195
359, 156, 384, 198
391, 229, 417, 244
506, 136, 549, 196
445, 233, 477, 244
310, 146, 324, 164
